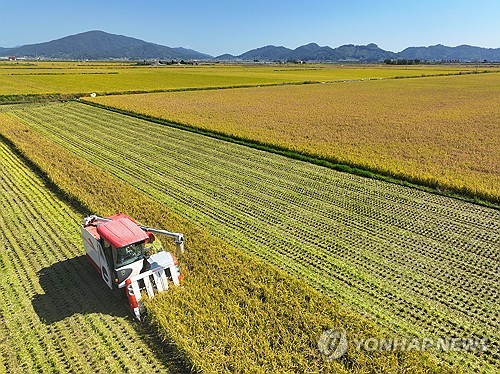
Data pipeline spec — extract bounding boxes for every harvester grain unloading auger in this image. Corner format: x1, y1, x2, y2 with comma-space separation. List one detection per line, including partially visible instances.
81, 213, 184, 321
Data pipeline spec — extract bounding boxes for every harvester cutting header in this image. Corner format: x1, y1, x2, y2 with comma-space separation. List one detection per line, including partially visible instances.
81, 213, 184, 320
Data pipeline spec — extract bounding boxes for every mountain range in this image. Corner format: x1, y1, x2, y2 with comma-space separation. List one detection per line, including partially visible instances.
0, 31, 211, 61
218, 43, 398, 62
1, 30, 499, 62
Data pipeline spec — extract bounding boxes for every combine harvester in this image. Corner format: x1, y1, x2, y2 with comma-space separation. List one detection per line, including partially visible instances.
81, 213, 184, 320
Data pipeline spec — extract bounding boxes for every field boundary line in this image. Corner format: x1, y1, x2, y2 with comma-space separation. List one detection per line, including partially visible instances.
0, 132, 93, 216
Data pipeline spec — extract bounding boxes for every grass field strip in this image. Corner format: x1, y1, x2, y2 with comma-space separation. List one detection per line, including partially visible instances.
8, 102, 499, 368
0, 140, 186, 373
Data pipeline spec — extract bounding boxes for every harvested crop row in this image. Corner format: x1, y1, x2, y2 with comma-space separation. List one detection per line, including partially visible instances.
0, 139, 187, 373
4, 102, 499, 371
85, 72, 500, 202
0, 112, 443, 373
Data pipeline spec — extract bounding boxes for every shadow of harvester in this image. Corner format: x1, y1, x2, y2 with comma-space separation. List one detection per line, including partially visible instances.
32, 255, 127, 324
32, 255, 191, 373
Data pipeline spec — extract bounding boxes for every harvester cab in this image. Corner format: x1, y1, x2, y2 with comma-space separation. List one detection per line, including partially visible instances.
81, 213, 184, 320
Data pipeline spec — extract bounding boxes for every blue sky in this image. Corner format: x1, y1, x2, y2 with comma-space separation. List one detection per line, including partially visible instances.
1, 0, 499, 56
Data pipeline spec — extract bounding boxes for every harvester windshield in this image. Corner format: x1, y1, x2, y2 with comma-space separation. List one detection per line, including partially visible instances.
116, 242, 144, 267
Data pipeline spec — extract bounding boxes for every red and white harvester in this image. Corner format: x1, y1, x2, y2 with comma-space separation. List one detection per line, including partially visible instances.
81, 213, 184, 320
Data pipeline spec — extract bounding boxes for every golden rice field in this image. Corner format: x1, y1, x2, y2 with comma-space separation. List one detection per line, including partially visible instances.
0, 60, 495, 96
1, 62, 499, 373
0, 112, 443, 373
86, 72, 500, 202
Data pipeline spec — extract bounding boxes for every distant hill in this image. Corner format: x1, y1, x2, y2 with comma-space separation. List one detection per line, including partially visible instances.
287, 43, 336, 61
2, 31, 499, 62
398, 44, 500, 61
0, 30, 212, 60
236, 45, 293, 61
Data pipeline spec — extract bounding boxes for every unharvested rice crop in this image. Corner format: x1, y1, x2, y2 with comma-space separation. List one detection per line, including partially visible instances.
86, 72, 500, 202
3, 102, 499, 371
